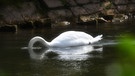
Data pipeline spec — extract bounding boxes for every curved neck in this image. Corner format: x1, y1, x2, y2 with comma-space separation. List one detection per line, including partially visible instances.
28, 36, 50, 49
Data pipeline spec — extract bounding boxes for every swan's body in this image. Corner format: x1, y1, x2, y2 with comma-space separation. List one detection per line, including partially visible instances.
28, 31, 102, 48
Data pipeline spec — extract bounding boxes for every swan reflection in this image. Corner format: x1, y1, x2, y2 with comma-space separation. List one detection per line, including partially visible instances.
28, 45, 103, 60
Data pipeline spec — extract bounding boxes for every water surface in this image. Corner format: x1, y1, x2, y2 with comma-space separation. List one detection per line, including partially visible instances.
0, 19, 135, 76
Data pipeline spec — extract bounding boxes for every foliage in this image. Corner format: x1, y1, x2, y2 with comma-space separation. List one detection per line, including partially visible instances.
106, 34, 135, 76
113, 34, 135, 76
118, 34, 135, 59
118, 34, 135, 76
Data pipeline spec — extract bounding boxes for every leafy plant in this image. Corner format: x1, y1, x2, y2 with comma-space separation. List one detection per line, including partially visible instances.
118, 34, 135, 59
106, 34, 135, 76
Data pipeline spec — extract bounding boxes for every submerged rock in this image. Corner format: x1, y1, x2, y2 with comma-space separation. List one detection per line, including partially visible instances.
52, 21, 70, 27
112, 14, 128, 23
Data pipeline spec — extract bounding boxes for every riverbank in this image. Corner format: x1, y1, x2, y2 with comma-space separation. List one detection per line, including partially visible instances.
0, 0, 135, 32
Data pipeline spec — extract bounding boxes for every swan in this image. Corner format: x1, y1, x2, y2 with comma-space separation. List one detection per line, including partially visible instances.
28, 31, 102, 48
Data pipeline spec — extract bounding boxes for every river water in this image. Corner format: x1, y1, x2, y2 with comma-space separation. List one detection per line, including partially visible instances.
0, 19, 135, 76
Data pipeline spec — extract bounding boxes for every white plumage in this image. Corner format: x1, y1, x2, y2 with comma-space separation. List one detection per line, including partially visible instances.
28, 31, 102, 48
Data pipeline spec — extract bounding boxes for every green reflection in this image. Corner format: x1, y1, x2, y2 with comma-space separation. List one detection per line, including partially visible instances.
0, 70, 9, 76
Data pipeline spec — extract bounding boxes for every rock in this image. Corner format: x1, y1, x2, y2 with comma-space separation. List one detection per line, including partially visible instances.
102, 1, 112, 7
83, 4, 100, 14
131, 0, 135, 3
65, 0, 76, 6
89, 0, 100, 3
114, 0, 128, 5
48, 9, 72, 20
17, 21, 34, 29
18, 18, 51, 29
0, 25, 17, 32
77, 15, 109, 25
117, 5, 127, 13
0, 2, 38, 23
112, 14, 128, 23
76, 0, 90, 4
100, 15, 114, 21
71, 6, 88, 16
107, 9, 115, 15
127, 4, 135, 12
52, 21, 70, 27
100, 1, 116, 15
79, 15, 97, 22
0, 0, 135, 27
43, 0, 63, 8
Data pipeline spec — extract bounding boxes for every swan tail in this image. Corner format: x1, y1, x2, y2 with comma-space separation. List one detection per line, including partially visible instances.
90, 35, 103, 43
28, 36, 50, 49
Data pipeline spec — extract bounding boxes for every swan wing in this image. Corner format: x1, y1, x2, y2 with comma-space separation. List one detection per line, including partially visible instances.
50, 31, 93, 47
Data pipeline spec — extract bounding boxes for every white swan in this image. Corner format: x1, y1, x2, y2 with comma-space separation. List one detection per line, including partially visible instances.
28, 31, 102, 48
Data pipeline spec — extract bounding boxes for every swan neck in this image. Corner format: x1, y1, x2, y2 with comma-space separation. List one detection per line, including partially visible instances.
28, 36, 50, 49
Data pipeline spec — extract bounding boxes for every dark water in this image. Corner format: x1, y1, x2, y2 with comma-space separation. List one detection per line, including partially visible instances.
0, 19, 135, 76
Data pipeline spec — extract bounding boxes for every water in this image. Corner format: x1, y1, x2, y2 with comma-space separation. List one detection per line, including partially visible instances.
0, 19, 135, 76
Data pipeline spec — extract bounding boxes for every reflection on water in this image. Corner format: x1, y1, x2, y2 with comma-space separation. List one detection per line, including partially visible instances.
28, 45, 103, 76
27, 40, 119, 76
28, 45, 103, 60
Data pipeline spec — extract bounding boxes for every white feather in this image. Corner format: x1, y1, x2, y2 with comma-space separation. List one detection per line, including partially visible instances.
28, 31, 102, 48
